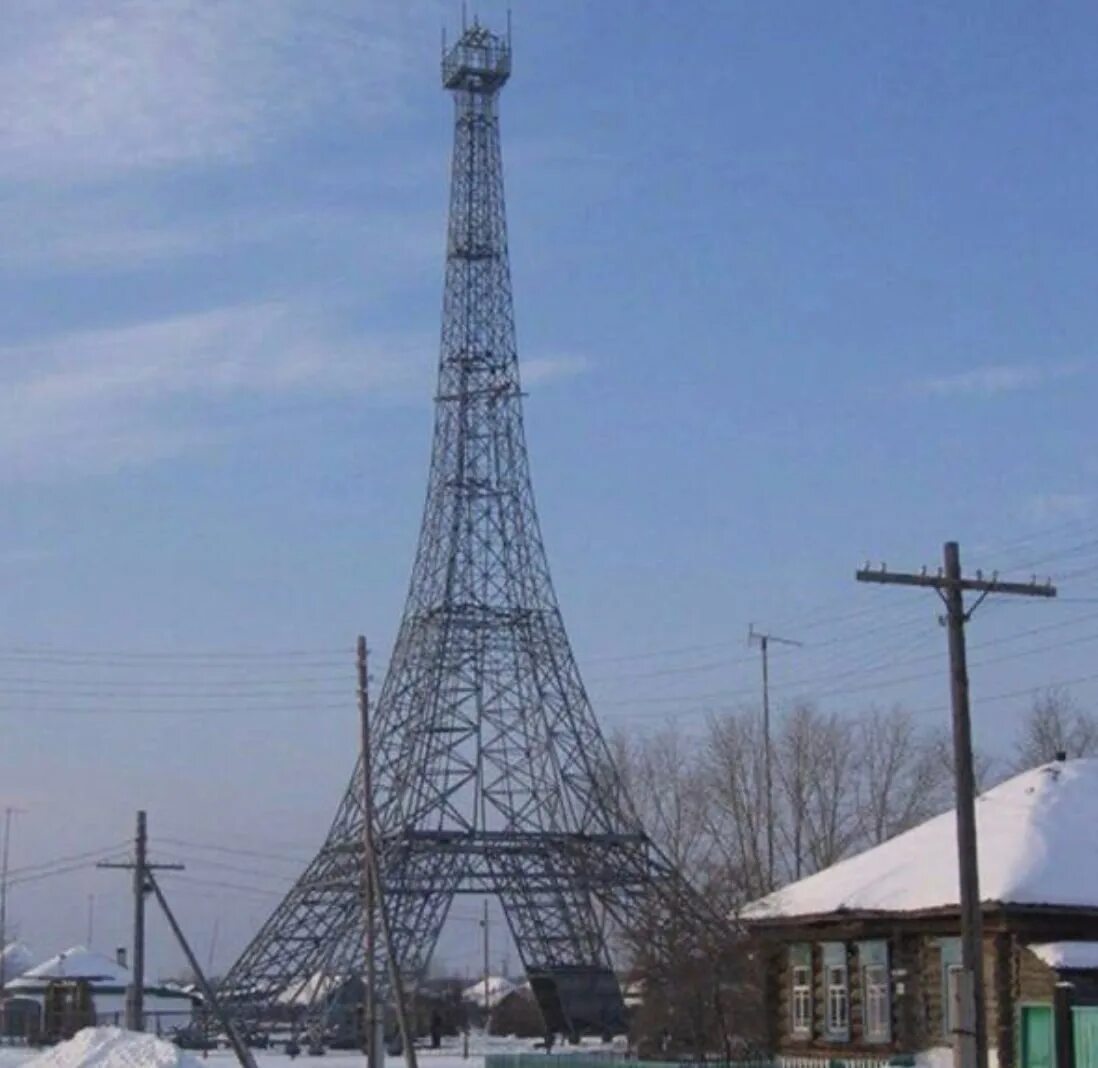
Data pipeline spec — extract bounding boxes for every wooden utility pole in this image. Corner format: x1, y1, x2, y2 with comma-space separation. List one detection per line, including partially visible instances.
747, 624, 801, 892
357, 636, 381, 1068
147, 873, 257, 1068
356, 636, 419, 1068
857, 541, 1056, 1068
97, 811, 183, 1031
0, 806, 26, 1038
481, 899, 490, 1032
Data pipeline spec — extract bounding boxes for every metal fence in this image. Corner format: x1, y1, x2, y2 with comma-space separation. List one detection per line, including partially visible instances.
485, 1055, 912, 1068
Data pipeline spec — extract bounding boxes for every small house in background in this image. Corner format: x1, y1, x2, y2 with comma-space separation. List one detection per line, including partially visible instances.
461, 974, 516, 1030
488, 985, 544, 1038
741, 758, 1098, 1068
458, 975, 545, 1037
3, 945, 197, 1041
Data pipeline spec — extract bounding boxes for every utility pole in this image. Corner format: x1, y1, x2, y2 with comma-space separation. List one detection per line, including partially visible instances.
857, 541, 1056, 1068
0, 806, 26, 1039
358, 636, 381, 1068
97, 811, 183, 1031
747, 624, 802, 892
481, 899, 490, 1033
146, 873, 257, 1068
356, 636, 419, 1068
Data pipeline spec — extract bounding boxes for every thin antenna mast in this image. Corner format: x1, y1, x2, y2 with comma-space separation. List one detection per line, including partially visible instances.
747, 624, 803, 891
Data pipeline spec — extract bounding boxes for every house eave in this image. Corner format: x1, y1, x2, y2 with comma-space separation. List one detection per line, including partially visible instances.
742, 900, 1098, 932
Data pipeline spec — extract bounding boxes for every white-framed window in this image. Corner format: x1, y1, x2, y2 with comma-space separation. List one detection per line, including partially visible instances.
863, 963, 890, 1041
945, 963, 965, 1037
826, 964, 849, 1037
858, 939, 891, 1043
822, 942, 849, 1039
938, 938, 963, 1037
792, 963, 812, 1035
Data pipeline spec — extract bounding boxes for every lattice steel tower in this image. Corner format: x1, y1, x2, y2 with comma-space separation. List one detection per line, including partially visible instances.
223, 21, 701, 1039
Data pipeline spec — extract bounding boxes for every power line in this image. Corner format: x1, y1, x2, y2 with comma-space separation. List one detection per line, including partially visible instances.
0, 702, 349, 717
157, 872, 284, 898
160, 854, 298, 883
0, 686, 350, 700
0, 645, 351, 661
157, 837, 311, 866
0, 675, 352, 690
5, 842, 129, 879
9, 860, 104, 888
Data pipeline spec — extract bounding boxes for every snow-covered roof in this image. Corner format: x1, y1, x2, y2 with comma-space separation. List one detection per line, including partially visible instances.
9, 947, 195, 1001
11, 947, 128, 987
1029, 942, 1098, 971
742, 759, 1098, 921
462, 975, 517, 1008
276, 971, 345, 1007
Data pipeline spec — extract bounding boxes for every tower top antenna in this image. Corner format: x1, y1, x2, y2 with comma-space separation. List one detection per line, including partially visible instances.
441, 20, 511, 93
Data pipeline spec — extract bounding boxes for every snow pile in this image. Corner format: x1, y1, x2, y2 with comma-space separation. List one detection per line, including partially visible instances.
916, 1046, 1001, 1068
22, 1027, 204, 1068
743, 759, 1098, 920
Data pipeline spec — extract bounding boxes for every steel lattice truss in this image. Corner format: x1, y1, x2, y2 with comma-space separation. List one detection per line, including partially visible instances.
222, 22, 709, 1040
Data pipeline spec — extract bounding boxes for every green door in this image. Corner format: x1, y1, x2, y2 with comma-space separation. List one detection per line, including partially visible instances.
1021, 1004, 1054, 1068
1074, 1007, 1098, 1068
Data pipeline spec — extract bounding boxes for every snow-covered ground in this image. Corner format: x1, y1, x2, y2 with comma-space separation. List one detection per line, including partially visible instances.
0, 1032, 589, 1068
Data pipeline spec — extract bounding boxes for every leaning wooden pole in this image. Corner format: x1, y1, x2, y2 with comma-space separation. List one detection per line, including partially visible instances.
147, 873, 258, 1068
357, 636, 419, 1068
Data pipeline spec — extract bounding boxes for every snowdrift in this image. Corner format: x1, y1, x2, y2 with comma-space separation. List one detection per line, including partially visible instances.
23, 1027, 205, 1068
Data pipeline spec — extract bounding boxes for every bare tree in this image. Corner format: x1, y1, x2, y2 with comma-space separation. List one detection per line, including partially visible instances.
926, 724, 998, 793
703, 708, 770, 905
1013, 687, 1098, 770
772, 701, 817, 881
800, 708, 859, 871
609, 724, 714, 878
608, 727, 751, 1060
853, 705, 951, 845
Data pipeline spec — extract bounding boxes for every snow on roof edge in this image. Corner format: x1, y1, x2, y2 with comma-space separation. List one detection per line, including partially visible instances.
740, 759, 1098, 922
1029, 942, 1098, 971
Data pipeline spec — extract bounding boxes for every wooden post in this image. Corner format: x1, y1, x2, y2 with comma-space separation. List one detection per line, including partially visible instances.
358, 637, 381, 1068
857, 542, 1056, 1068
1054, 982, 1075, 1068
356, 636, 418, 1068
129, 810, 148, 1032
96, 814, 182, 1034
942, 542, 986, 1068
147, 873, 257, 1068
995, 933, 1015, 1068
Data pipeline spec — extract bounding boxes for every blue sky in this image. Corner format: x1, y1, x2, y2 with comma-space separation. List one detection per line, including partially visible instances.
2, 0, 1098, 977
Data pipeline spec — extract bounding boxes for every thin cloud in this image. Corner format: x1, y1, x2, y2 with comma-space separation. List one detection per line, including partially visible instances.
0, 1, 430, 183
0, 304, 432, 481
1025, 493, 1094, 525
0, 191, 440, 276
522, 354, 591, 386
911, 363, 1085, 398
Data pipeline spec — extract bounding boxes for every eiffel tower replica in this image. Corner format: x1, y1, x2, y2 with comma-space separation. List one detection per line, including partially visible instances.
223, 21, 706, 1040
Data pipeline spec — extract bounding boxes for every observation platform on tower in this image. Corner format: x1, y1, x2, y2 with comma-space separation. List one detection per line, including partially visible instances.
442, 22, 512, 92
